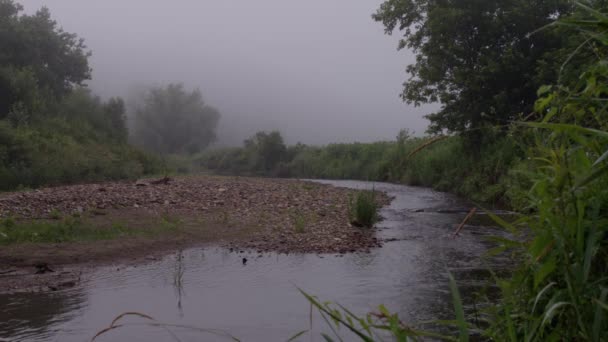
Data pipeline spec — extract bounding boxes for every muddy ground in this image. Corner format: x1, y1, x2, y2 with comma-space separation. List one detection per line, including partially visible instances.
0, 175, 389, 293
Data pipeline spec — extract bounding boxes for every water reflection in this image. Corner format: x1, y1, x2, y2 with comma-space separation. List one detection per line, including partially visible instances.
173, 250, 186, 318
0, 287, 86, 341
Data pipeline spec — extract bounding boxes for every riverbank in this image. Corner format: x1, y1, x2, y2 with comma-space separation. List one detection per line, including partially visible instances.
0, 175, 389, 293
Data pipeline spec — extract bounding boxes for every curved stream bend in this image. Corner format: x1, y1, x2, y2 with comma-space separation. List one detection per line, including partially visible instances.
0, 180, 511, 341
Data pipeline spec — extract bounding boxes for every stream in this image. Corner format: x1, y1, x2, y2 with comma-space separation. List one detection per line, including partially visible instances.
0, 180, 513, 341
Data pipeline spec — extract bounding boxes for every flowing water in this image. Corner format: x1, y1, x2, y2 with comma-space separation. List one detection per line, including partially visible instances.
0, 180, 513, 341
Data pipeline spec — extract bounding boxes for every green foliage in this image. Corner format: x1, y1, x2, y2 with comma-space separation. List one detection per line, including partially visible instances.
243, 131, 287, 173
200, 131, 520, 207
0, 1, 160, 190
131, 83, 220, 155
483, 5, 608, 339
349, 191, 379, 228
372, 0, 574, 139
0, 0, 91, 116
0, 117, 160, 190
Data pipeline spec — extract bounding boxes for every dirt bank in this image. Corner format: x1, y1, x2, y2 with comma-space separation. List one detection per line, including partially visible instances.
0, 175, 389, 293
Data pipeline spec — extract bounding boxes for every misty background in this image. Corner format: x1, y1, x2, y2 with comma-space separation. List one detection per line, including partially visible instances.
20, 0, 436, 146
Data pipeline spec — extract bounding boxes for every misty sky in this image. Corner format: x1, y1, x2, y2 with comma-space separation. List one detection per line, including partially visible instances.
21, 0, 437, 146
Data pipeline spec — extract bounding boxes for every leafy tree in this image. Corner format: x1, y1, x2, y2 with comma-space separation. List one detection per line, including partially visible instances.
0, 0, 91, 117
244, 131, 287, 173
372, 0, 574, 140
55, 88, 128, 142
131, 84, 220, 154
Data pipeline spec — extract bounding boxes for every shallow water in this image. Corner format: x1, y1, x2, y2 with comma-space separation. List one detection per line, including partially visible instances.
0, 180, 512, 341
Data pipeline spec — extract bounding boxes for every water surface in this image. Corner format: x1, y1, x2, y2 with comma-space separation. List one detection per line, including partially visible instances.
0, 180, 511, 341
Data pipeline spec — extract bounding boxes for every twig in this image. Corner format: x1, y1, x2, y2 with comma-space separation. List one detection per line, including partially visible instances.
452, 207, 477, 237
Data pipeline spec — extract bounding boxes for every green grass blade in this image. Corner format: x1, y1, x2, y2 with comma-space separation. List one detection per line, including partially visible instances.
541, 302, 571, 327
592, 289, 608, 342
593, 149, 608, 167
321, 333, 335, 342
286, 330, 308, 341
520, 122, 608, 139
448, 273, 469, 342
533, 282, 557, 314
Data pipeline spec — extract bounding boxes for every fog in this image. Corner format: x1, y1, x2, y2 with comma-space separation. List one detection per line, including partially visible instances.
21, 0, 436, 146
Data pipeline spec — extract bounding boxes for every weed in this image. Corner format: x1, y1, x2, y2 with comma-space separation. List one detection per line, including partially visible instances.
348, 191, 378, 228
293, 210, 306, 233
49, 208, 62, 220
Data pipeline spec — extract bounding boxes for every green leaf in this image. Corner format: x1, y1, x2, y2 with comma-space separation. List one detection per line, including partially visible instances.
592, 289, 608, 342
320, 333, 335, 342
541, 302, 571, 327
532, 282, 556, 314
537, 85, 553, 96
448, 273, 469, 342
520, 122, 608, 139
286, 330, 308, 342
592, 149, 608, 167
534, 256, 557, 289
378, 304, 390, 317
576, 162, 608, 188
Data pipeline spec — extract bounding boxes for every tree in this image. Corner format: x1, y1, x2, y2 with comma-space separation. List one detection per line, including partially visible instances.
131, 84, 220, 154
0, 0, 91, 116
373, 0, 574, 141
244, 131, 287, 173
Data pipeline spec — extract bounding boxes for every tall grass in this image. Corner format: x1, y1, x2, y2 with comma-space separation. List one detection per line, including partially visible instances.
348, 191, 379, 228
481, 4, 608, 339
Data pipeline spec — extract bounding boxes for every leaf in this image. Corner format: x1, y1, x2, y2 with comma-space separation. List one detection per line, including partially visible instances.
297, 288, 374, 342
286, 330, 308, 342
532, 282, 556, 314
594, 298, 608, 311
592, 289, 608, 342
481, 207, 519, 234
520, 122, 608, 139
534, 256, 557, 289
537, 85, 553, 97
576, 162, 608, 188
448, 273, 469, 342
320, 333, 335, 342
541, 302, 571, 327
378, 304, 390, 317
592, 149, 608, 167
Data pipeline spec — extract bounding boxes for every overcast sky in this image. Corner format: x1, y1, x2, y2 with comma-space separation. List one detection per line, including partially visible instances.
21, 0, 436, 146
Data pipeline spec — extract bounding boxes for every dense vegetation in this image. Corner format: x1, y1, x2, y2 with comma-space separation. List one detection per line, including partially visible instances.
198, 130, 518, 205
0, 0, 163, 190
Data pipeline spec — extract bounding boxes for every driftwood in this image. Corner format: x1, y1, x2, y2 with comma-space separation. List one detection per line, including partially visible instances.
452, 207, 477, 237
149, 176, 172, 185
135, 176, 172, 187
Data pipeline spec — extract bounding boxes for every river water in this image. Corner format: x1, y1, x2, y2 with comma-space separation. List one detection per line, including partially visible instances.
0, 180, 512, 341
